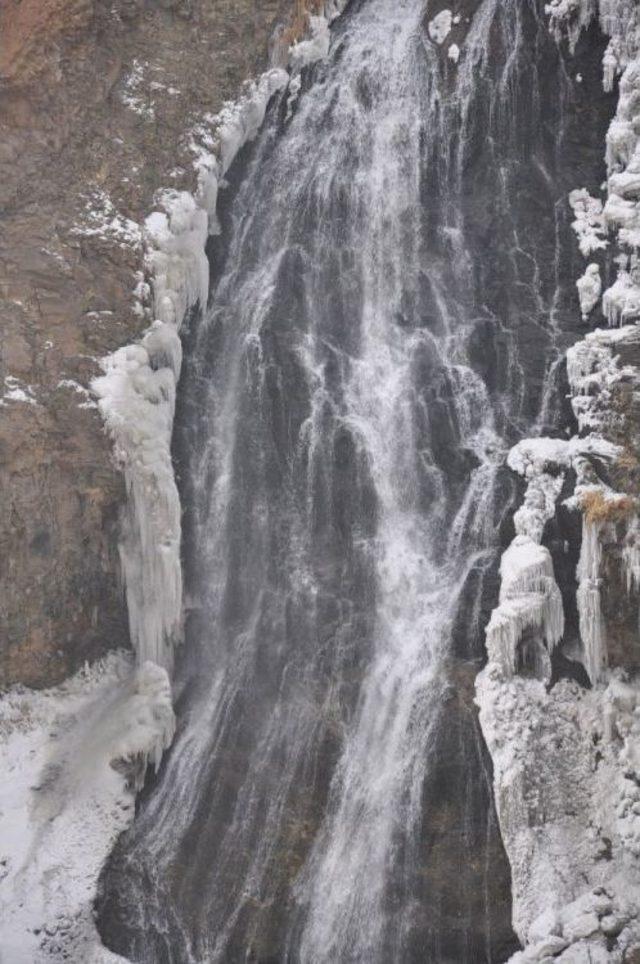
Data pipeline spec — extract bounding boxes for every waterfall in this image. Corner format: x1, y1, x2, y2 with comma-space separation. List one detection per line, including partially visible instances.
97, 1, 611, 960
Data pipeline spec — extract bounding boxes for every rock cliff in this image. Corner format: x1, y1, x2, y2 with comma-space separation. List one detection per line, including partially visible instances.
0, 0, 300, 687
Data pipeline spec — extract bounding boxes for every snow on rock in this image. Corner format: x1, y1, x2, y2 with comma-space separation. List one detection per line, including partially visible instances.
428, 9, 453, 45
57, 379, 99, 410
566, 323, 640, 432
577, 262, 602, 319
0, 654, 174, 963
545, 0, 597, 53
287, 1, 349, 76
73, 190, 143, 250
120, 59, 155, 120
0, 376, 38, 407
485, 536, 564, 681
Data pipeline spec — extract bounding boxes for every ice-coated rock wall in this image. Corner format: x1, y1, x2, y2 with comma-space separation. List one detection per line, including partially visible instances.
478, 3, 640, 959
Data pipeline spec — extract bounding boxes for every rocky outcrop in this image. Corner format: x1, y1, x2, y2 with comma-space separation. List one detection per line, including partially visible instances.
0, 0, 307, 688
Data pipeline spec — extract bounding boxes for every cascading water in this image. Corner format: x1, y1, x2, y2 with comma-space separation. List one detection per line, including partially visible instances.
98, 1, 613, 961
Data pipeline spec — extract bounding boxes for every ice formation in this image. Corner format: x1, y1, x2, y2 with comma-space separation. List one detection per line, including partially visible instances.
485, 536, 564, 680
485, 439, 566, 681
478, 3, 640, 958
577, 515, 607, 683
569, 188, 608, 258
0, 655, 174, 963
92, 5, 348, 675
577, 262, 602, 319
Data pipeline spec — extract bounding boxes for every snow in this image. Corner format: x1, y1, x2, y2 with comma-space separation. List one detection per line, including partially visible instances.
1, 376, 38, 406
74, 191, 142, 250
0, 654, 174, 963
428, 10, 453, 45
120, 59, 154, 120
602, 262, 640, 326
477, 663, 640, 962
567, 323, 640, 432
57, 379, 98, 410
545, 0, 597, 52
447, 43, 460, 64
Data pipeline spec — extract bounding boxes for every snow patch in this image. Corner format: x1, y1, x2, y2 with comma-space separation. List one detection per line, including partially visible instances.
74, 190, 142, 250
0, 654, 174, 963
1, 376, 38, 406
120, 59, 154, 120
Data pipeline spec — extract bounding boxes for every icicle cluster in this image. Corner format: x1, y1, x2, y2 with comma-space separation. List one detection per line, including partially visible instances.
485, 441, 567, 681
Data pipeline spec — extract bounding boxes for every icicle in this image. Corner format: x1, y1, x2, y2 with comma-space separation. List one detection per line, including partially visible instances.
576, 517, 607, 683
486, 536, 564, 679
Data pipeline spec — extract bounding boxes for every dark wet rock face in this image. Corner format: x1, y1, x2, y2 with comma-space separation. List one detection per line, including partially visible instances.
98, 1, 615, 961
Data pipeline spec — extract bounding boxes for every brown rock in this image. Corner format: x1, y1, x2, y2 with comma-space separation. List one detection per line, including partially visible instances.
0, 0, 304, 687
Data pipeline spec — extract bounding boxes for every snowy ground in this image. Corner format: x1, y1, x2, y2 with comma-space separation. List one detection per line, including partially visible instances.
0, 654, 174, 964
